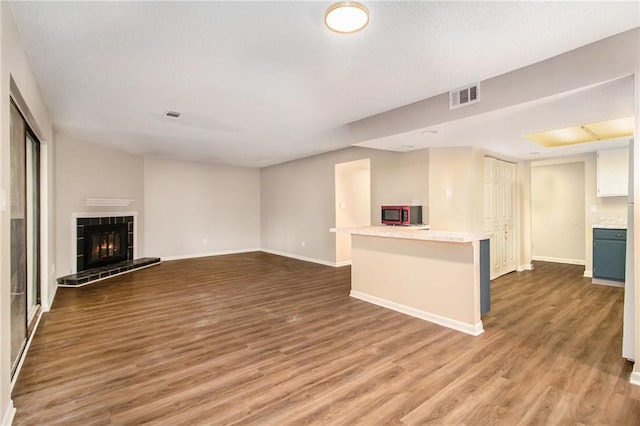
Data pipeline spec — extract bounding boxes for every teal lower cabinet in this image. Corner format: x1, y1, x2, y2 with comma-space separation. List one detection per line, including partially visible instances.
593, 228, 626, 282
480, 239, 490, 315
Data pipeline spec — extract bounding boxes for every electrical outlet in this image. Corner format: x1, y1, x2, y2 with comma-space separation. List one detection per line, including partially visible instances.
202, 238, 208, 245
301, 241, 306, 247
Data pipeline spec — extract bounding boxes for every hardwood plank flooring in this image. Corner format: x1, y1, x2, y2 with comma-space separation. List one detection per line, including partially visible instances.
11, 253, 640, 425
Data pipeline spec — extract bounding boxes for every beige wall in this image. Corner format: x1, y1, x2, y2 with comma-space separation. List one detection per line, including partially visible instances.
1, 2, 55, 422
531, 162, 586, 264
261, 147, 429, 265
428, 147, 485, 233
144, 157, 260, 259
55, 136, 145, 276
370, 149, 430, 219
56, 145, 261, 269
532, 153, 628, 275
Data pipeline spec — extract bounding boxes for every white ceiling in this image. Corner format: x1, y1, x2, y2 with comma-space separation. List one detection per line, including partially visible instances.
9, 1, 640, 167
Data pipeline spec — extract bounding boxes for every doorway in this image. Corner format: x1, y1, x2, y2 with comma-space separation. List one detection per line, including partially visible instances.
531, 162, 586, 265
335, 159, 371, 265
10, 100, 41, 378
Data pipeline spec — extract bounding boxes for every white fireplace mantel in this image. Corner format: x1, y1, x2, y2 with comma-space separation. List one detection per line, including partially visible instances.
84, 198, 135, 207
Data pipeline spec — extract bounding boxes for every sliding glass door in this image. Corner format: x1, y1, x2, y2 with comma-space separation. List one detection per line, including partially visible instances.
10, 100, 41, 377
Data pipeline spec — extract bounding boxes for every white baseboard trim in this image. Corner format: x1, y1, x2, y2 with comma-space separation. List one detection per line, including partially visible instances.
516, 263, 533, 272
260, 248, 338, 268
159, 248, 344, 268
161, 248, 260, 262
1, 400, 15, 426
532, 256, 585, 266
591, 278, 624, 288
350, 290, 484, 336
584, 270, 593, 278
630, 371, 640, 386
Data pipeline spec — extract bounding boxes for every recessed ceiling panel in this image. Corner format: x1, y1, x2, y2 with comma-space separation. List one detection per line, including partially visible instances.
586, 116, 634, 140
525, 116, 634, 148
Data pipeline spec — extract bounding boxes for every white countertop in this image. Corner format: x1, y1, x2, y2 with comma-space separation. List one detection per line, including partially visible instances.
330, 226, 491, 243
593, 224, 627, 229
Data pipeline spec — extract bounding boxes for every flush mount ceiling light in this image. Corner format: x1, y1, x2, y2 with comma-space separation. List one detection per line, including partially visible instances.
324, 1, 369, 34
525, 116, 634, 148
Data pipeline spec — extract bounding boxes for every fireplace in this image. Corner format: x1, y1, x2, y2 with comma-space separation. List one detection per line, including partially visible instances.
58, 212, 160, 287
84, 223, 128, 269
76, 216, 134, 272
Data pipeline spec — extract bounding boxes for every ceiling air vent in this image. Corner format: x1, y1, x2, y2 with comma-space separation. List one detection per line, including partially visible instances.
449, 83, 480, 110
165, 110, 182, 118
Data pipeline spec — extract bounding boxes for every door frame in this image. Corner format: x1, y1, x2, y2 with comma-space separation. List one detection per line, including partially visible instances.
9, 97, 42, 380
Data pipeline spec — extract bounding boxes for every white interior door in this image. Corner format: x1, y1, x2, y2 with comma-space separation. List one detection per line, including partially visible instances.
485, 157, 517, 279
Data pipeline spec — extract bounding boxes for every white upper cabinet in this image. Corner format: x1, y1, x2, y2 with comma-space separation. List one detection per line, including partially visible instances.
597, 147, 629, 197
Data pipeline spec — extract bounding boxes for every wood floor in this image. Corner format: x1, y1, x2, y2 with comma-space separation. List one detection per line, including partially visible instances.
12, 253, 640, 425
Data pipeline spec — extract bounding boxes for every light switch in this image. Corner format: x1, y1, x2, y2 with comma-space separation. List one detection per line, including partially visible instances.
0, 188, 6, 212
590, 204, 598, 213
340, 201, 346, 209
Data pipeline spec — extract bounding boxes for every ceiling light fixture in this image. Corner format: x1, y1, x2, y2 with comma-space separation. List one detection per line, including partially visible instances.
324, 1, 369, 34
525, 116, 634, 148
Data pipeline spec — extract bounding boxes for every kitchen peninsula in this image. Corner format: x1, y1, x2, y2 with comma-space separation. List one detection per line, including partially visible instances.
331, 226, 491, 336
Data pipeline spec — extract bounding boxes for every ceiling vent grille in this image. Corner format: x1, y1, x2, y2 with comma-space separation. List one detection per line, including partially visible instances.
165, 110, 182, 118
449, 83, 480, 110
